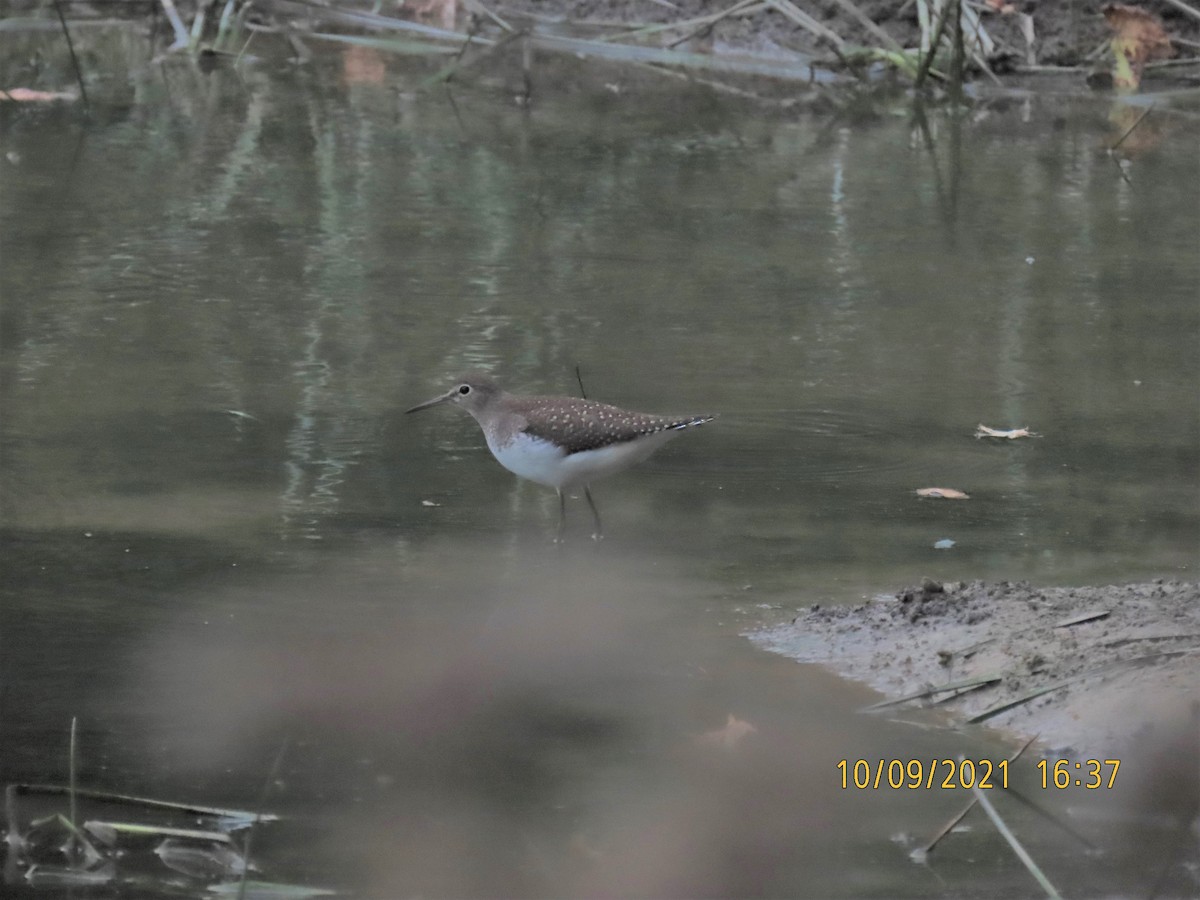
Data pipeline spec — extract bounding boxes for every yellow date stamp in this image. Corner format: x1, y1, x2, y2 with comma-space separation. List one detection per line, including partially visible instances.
837, 758, 1009, 790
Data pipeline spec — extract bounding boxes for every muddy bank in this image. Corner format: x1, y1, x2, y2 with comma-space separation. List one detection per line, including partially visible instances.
495, 0, 1199, 77
752, 579, 1199, 756
12, 0, 1197, 105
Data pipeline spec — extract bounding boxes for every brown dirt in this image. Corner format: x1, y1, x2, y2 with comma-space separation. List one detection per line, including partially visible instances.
752, 579, 1200, 756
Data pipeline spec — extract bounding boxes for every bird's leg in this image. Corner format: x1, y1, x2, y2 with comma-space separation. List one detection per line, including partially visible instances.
555, 488, 566, 543
584, 485, 603, 541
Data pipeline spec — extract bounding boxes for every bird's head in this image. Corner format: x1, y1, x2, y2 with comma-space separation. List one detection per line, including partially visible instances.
405, 374, 504, 418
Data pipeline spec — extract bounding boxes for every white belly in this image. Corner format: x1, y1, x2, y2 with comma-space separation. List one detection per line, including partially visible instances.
486, 430, 678, 490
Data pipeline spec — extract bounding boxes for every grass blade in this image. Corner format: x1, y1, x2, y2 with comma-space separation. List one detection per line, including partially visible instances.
307, 31, 463, 55
239, 738, 291, 900
83, 820, 235, 842
916, 735, 1037, 858
603, 0, 762, 44
68, 718, 78, 836
11, 784, 280, 824
860, 674, 1002, 712
968, 648, 1199, 724
527, 32, 826, 82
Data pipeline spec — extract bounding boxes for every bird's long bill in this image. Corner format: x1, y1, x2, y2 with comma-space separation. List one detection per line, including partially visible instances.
404, 389, 456, 414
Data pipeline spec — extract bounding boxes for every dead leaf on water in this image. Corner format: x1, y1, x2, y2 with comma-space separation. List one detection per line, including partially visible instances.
0, 87, 77, 102
975, 424, 1039, 440
697, 714, 757, 750
408, 0, 458, 30
341, 45, 386, 85
916, 488, 970, 500
1101, 4, 1174, 92
155, 838, 249, 879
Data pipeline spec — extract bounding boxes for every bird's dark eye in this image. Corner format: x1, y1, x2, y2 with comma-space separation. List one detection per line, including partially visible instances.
458, 384, 471, 395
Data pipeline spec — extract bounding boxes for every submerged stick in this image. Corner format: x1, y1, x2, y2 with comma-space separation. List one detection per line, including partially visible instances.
1002, 788, 1099, 852
418, 29, 523, 89
4, 784, 19, 849
917, 735, 1036, 857
238, 737, 290, 900
521, 33, 533, 104
1111, 105, 1155, 152
624, 57, 782, 101
235, 29, 258, 65
68, 717, 78, 846
53, 1, 89, 111
971, 785, 1063, 899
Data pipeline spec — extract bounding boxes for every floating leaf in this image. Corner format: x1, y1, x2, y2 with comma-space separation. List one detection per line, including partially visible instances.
975, 424, 1039, 439
341, 45, 387, 85
156, 837, 249, 879
916, 488, 970, 500
0, 87, 77, 102
696, 714, 757, 750
408, 0, 458, 30
1102, 4, 1173, 93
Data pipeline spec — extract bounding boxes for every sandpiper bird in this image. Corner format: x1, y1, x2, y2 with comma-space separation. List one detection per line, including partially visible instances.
406, 374, 715, 540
